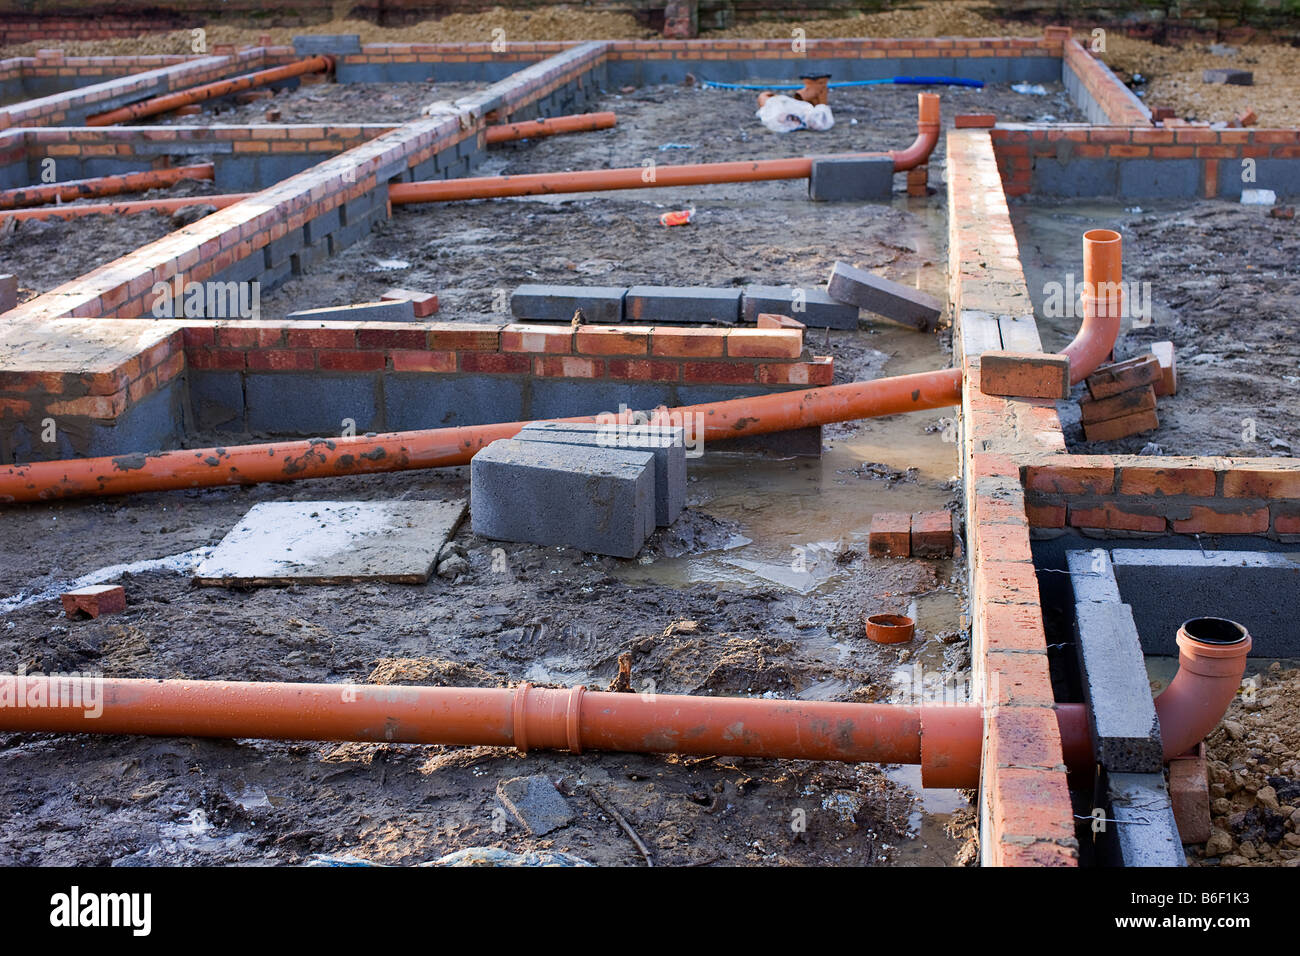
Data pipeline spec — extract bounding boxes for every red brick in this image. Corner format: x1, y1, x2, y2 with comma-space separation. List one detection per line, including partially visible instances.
61, 584, 126, 619
501, 323, 572, 353
757, 357, 833, 386
1118, 465, 1215, 498
983, 601, 1047, 653
533, 356, 603, 378
755, 312, 805, 330
979, 350, 1070, 400
606, 359, 680, 382
575, 326, 648, 355
868, 511, 910, 557
1150, 341, 1176, 396
1068, 503, 1166, 533
681, 361, 755, 384
387, 350, 453, 373
380, 289, 439, 318
1025, 500, 1066, 528
286, 328, 356, 350
997, 841, 1077, 867
357, 327, 426, 350
246, 349, 315, 371
1169, 752, 1210, 844
1024, 463, 1116, 496
726, 328, 801, 359
910, 510, 953, 558
1085, 354, 1160, 399
987, 765, 1074, 845
977, 560, 1040, 604
955, 112, 996, 128
986, 651, 1057, 707
650, 327, 726, 358
459, 352, 531, 375
1221, 468, 1300, 499
427, 324, 499, 351
1171, 505, 1270, 535
1082, 408, 1159, 442
1079, 384, 1156, 425
317, 350, 386, 372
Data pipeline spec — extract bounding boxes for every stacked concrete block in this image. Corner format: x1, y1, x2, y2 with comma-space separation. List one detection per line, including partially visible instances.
471, 439, 656, 558
511, 285, 626, 325
808, 156, 895, 201
741, 285, 859, 330
287, 300, 416, 323
625, 286, 742, 325
826, 261, 942, 331
293, 35, 363, 56
516, 421, 686, 527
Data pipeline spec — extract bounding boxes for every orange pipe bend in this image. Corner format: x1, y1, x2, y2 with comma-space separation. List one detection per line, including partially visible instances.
85, 56, 333, 126
485, 111, 617, 144
0, 368, 963, 504
1062, 228, 1124, 384
0, 163, 214, 210
389, 93, 939, 204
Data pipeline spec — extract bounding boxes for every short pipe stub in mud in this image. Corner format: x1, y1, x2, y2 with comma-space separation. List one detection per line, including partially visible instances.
865, 613, 915, 645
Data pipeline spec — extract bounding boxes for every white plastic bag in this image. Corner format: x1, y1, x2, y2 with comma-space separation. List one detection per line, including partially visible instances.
756, 94, 835, 133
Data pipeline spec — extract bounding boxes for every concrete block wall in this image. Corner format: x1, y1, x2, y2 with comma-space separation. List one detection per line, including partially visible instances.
992, 124, 1300, 199
1060, 36, 1151, 127
947, 128, 1079, 868
1023, 456, 1300, 540
0, 49, 269, 130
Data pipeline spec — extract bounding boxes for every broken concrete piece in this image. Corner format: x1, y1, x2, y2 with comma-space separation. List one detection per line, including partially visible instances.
470, 439, 655, 558
194, 500, 467, 586
826, 261, 941, 331
516, 421, 686, 527
979, 350, 1070, 400
61, 584, 126, 619
496, 774, 574, 835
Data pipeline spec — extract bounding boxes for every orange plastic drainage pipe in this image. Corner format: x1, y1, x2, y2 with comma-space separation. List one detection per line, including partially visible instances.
1062, 228, 1123, 385
0, 368, 962, 503
485, 111, 617, 144
0, 622, 1247, 787
389, 93, 939, 203
0, 677, 983, 788
0, 192, 251, 222
0, 163, 214, 210
84, 56, 333, 126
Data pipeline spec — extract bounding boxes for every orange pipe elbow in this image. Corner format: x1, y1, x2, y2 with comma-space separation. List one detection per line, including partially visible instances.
485, 111, 617, 144
0, 192, 252, 222
889, 92, 941, 171
0, 163, 214, 210
85, 56, 333, 126
1061, 227, 1124, 384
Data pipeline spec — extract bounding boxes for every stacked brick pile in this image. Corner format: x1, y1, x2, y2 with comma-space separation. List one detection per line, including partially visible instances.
1080, 342, 1176, 442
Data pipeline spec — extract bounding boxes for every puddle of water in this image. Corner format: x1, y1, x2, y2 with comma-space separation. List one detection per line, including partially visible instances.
881, 763, 970, 867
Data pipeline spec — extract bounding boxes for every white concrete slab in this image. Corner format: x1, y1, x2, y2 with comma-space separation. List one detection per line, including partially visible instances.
195, 500, 466, 586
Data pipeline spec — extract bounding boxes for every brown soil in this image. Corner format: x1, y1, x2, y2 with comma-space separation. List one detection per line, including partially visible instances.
1190, 663, 1300, 867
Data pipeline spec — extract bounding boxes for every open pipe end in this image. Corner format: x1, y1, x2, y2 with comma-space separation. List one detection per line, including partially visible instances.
1157, 618, 1252, 760
917, 91, 940, 126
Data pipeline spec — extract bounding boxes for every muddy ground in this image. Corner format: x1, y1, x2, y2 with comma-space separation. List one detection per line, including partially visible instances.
1015, 198, 1300, 459
0, 78, 977, 866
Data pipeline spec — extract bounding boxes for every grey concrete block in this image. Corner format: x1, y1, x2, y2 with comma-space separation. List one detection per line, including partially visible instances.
809, 156, 895, 201
385, 374, 524, 430
1073, 600, 1163, 773
0, 274, 16, 314
1066, 548, 1122, 603
1203, 68, 1252, 85
526, 379, 674, 422
742, 285, 858, 330
624, 286, 741, 325
1109, 548, 1300, 657
470, 439, 654, 558
187, 370, 243, 431
517, 421, 686, 527
496, 774, 573, 836
291, 237, 330, 276
287, 300, 416, 323
1118, 159, 1200, 199
246, 372, 380, 435
293, 34, 362, 56
826, 261, 941, 331
264, 229, 305, 268
1104, 772, 1186, 867
511, 284, 627, 324
1034, 157, 1118, 197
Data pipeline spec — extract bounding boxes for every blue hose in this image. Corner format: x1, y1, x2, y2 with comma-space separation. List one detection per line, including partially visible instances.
700, 75, 984, 91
